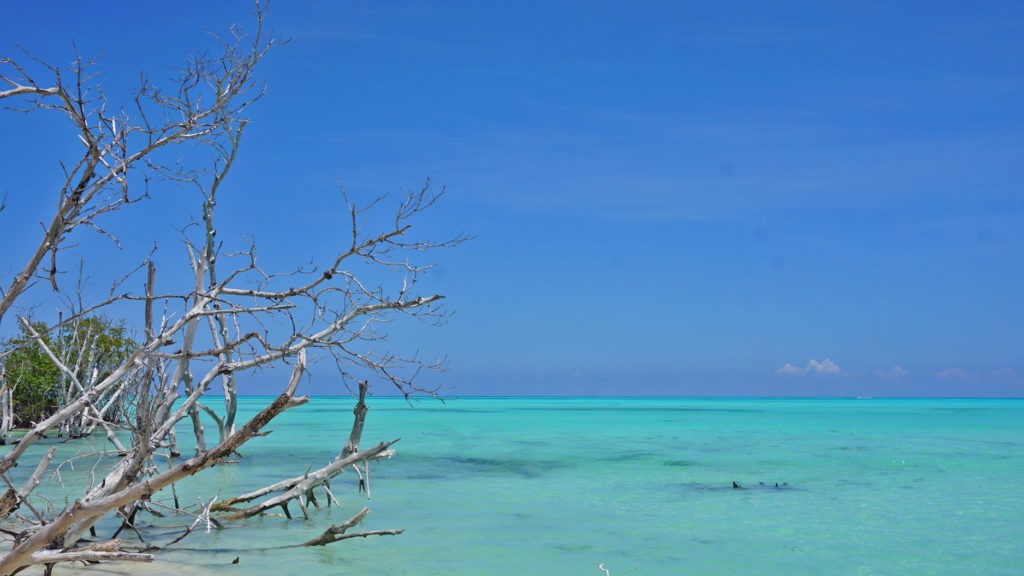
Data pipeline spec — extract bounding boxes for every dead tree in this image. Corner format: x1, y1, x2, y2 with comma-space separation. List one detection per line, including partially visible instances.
214, 381, 391, 521
0, 3, 464, 574
0, 367, 10, 444
0, 5, 275, 330
300, 507, 404, 547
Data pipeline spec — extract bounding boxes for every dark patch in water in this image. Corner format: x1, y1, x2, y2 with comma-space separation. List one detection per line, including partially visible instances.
522, 407, 764, 414
512, 439, 548, 448
417, 455, 566, 479
601, 451, 657, 463
555, 543, 594, 552
411, 408, 502, 414
680, 481, 797, 493
663, 459, 696, 467
405, 472, 447, 480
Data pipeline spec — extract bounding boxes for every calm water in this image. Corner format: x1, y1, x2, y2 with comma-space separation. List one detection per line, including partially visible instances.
21, 396, 1024, 575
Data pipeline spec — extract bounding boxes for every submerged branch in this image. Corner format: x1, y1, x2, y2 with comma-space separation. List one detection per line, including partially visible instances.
299, 507, 403, 547
215, 439, 397, 520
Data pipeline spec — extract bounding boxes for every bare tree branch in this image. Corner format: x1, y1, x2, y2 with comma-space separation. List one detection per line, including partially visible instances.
300, 507, 403, 547
0, 3, 463, 572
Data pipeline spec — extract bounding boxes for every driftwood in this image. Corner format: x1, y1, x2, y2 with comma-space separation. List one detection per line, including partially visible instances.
0, 353, 309, 574
343, 381, 370, 457
0, 446, 55, 522
215, 380, 394, 520
207, 377, 403, 546
28, 538, 154, 576
300, 507, 403, 547
216, 440, 397, 521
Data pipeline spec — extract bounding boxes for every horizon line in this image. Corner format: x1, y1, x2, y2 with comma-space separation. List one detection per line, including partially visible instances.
209, 394, 1024, 400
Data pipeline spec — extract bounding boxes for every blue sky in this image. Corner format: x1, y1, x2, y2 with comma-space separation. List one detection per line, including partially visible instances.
2, 1, 1022, 397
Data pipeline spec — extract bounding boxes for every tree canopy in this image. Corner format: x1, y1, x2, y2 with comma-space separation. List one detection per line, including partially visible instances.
1, 316, 136, 429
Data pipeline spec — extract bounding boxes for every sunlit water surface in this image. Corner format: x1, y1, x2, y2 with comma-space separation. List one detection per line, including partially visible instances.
12, 396, 1023, 575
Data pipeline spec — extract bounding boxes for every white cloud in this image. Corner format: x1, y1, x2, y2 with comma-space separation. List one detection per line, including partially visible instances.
936, 367, 971, 381
808, 359, 841, 374
876, 366, 909, 380
776, 363, 806, 375
777, 358, 841, 375
935, 367, 1021, 383
989, 368, 1019, 379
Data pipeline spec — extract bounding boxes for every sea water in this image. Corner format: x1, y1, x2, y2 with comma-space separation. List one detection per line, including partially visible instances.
15, 397, 1024, 575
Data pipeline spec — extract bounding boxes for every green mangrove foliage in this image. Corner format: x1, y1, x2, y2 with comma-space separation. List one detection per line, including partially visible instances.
0, 316, 136, 430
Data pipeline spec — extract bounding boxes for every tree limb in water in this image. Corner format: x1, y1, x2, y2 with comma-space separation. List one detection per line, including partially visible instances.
300, 507, 403, 547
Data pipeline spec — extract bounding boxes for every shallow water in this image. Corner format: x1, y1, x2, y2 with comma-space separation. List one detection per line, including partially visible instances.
13, 397, 1024, 575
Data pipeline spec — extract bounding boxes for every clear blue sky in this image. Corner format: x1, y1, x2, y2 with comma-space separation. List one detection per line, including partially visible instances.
2, 1, 1022, 397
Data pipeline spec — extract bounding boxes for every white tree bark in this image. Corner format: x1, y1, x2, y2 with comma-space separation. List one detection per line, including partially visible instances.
217, 440, 397, 520
0, 353, 309, 574
0, 376, 11, 444
300, 507, 403, 547
0, 3, 464, 572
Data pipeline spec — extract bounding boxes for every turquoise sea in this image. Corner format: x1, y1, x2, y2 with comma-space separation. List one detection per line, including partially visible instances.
31, 397, 1024, 575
